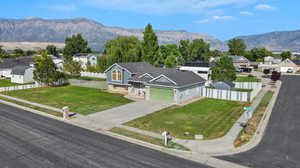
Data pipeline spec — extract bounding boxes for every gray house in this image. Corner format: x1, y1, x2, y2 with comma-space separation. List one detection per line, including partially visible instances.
105, 62, 206, 104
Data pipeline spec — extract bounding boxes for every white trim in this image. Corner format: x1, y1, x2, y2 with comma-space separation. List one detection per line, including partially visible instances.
149, 74, 177, 85
104, 63, 132, 74
138, 73, 154, 79
111, 69, 122, 82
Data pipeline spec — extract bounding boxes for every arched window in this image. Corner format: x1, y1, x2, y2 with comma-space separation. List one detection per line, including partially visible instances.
112, 70, 122, 81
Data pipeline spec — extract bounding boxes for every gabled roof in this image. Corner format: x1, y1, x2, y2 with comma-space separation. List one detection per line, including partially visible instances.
11, 66, 31, 75
0, 57, 34, 69
292, 60, 300, 66
229, 55, 249, 63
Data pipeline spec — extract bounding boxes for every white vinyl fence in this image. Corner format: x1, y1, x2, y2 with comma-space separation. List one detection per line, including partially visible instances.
200, 82, 262, 102
0, 83, 44, 92
80, 72, 106, 79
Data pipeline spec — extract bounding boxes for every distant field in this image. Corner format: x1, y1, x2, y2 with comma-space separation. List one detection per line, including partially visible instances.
0, 42, 65, 50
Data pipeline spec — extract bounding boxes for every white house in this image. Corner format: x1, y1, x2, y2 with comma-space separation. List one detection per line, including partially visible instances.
11, 66, 34, 84
49, 55, 64, 70
0, 57, 35, 78
73, 53, 100, 70
178, 61, 212, 80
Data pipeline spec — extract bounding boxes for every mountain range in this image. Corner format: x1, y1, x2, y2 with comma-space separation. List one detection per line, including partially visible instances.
0, 18, 299, 52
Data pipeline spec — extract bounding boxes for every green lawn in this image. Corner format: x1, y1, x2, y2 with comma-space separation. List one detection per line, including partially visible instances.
3, 86, 132, 115
235, 88, 253, 92
110, 127, 189, 151
125, 99, 247, 140
0, 79, 19, 87
235, 76, 261, 82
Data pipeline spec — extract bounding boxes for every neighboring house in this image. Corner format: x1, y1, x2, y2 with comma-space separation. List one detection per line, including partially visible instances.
210, 81, 235, 90
259, 56, 282, 72
178, 61, 213, 80
49, 55, 64, 69
11, 66, 34, 84
105, 62, 206, 104
229, 55, 250, 68
278, 59, 300, 73
0, 57, 34, 78
73, 53, 101, 70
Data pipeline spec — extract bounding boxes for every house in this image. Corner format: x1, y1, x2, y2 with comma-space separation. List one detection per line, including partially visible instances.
49, 55, 64, 69
278, 59, 300, 73
210, 81, 235, 90
0, 57, 34, 78
229, 55, 250, 68
11, 66, 34, 84
178, 61, 213, 80
105, 62, 206, 104
73, 53, 101, 70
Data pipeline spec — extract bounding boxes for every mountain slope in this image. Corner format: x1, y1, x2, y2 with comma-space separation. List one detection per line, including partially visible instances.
235, 30, 300, 51
0, 18, 224, 50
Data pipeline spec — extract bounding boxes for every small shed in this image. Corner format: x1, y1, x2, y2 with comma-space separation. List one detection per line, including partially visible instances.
211, 81, 235, 90
11, 66, 34, 84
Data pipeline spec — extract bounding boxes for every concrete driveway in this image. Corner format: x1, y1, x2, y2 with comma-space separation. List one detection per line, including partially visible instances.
72, 100, 172, 130
219, 75, 300, 168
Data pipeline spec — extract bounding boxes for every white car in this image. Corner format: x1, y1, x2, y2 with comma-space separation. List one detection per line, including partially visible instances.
287, 68, 294, 73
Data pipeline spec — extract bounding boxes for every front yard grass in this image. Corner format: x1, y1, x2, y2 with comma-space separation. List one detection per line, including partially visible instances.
234, 91, 274, 147
110, 127, 189, 151
125, 99, 247, 140
3, 86, 132, 115
0, 79, 19, 87
235, 76, 261, 82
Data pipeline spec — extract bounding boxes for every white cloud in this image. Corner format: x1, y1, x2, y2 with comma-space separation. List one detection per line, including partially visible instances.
255, 4, 275, 11
197, 15, 235, 24
49, 4, 77, 12
240, 11, 254, 16
83, 0, 257, 15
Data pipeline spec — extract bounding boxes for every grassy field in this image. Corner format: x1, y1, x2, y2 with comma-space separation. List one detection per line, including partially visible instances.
235, 76, 261, 82
0, 79, 19, 87
3, 86, 132, 115
110, 127, 189, 151
0, 96, 63, 117
125, 99, 247, 140
234, 91, 274, 147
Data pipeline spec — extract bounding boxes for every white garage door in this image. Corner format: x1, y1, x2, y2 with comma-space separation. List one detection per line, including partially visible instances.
280, 67, 293, 72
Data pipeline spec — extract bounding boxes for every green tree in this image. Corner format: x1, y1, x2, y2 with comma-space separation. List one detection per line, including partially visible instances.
228, 38, 247, 56
63, 34, 91, 61
63, 60, 82, 76
179, 40, 191, 62
164, 54, 177, 68
46, 45, 58, 56
249, 48, 272, 61
189, 39, 210, 61
0, 46, 7, 57
33, 51, 66, 86
25, 50, 37, 56
280, 51, 292, 60
142, 24, 160, 64
104, 36, 143, 67
211, 56, 236, 82
12, 48, 24, 57
159, 44, 183, 66
98, 56, 108, 72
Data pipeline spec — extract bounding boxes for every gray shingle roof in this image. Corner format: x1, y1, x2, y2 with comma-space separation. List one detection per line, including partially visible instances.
229, 55, 249, 63
11, 66, 31, 75
117, 62, 206, 88
0, 57, 34, 69
292, 60, 300, 66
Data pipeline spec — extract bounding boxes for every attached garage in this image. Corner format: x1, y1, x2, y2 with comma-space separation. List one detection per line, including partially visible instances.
150, 87, 174, 103
280, 67, 293, 73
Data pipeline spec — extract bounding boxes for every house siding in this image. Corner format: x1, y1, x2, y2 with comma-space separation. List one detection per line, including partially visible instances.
174, 83, 204, 103
106, 64, 132, 86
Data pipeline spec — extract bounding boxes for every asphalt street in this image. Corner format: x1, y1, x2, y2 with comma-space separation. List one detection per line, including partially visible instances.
0, 101, 211, 168
220, 75, 300, 168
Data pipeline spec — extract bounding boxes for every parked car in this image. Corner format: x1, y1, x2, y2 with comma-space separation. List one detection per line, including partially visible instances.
287, 68, 294, 73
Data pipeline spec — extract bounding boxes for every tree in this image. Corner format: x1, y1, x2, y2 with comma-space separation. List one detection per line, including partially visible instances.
104, 36, 143, 67
98, 56, 108, 72
63, 60, 82, 76
159, 44, 183, 66
25, 50, 37, 56
211, 56, 236, 82
189, 39, 210, 61
228, 38, 247, 56
63, 34, 91, 61
179, 40, 191, 62
46, 45, 58, 56
249, 48, 272, 61
164, 54, 177, 68
142, 24, 160, 64
12, 48, 24, 57
0, 46, 7, 57
33, 51, 66, 86
280, 51, 292, 60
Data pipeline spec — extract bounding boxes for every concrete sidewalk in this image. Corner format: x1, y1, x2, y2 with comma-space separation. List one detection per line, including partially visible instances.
71, 100, 172, 131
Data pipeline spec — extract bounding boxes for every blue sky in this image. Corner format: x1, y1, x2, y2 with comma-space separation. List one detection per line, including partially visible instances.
0, 0, 299, 40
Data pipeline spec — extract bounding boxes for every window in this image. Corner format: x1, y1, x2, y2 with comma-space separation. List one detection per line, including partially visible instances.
112, 70, 122, 81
